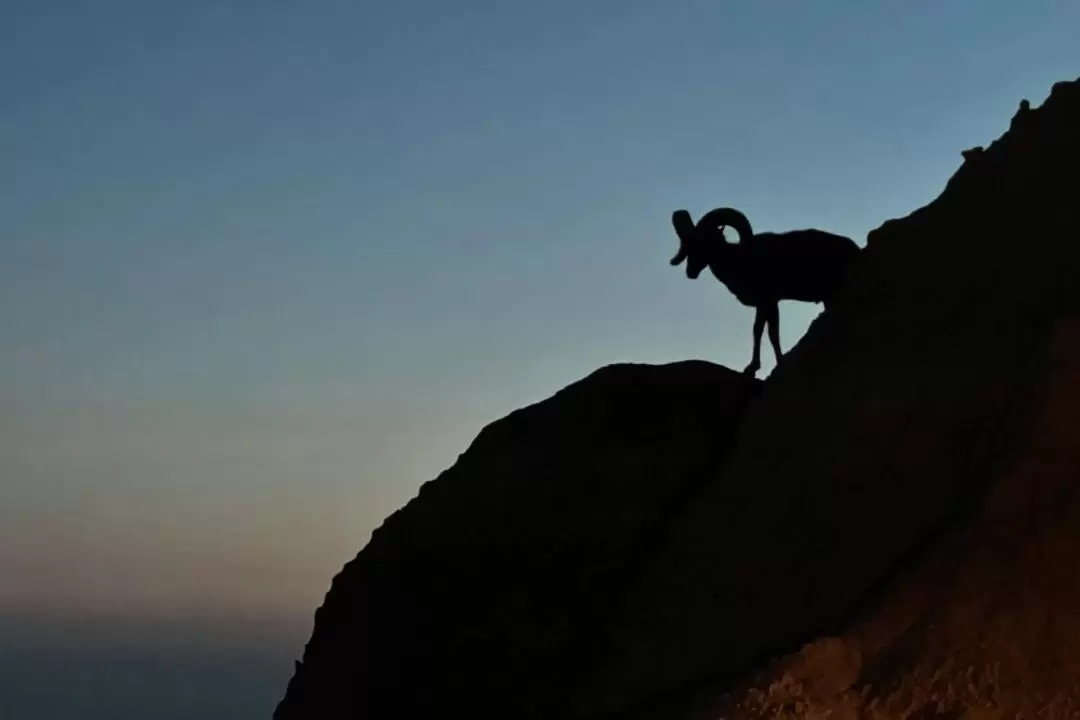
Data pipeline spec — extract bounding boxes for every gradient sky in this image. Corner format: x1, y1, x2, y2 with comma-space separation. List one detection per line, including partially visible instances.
3, 1, 1080, 623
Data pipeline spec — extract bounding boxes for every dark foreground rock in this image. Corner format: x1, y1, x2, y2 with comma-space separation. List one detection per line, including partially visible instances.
278, 76, 1080, 720
698, 314, 1080, 719
274, 361, 760, 720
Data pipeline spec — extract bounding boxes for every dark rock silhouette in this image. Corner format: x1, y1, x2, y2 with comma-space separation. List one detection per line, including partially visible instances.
274, 363, 760, 720
960, 145, 984, 160
1010, 97, 1031, 130
670, 207, 860, 376
278, 75, 1080, 720
703, 318, 1080, 716
576, 75, 1080, 718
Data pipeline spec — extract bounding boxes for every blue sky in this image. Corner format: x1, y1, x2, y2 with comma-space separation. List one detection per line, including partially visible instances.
2, 0, 1079, 627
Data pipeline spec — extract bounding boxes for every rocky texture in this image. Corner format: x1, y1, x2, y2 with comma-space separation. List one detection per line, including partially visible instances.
274, 362, 760, 720
701, 314, 1080, 720
278, 76, 1080, 720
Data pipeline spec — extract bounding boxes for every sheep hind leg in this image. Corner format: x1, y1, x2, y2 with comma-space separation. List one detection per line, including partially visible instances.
744, 306, 766, 377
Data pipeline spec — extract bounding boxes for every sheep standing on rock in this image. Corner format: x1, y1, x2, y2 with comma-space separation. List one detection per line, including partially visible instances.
670, 207, 861, 376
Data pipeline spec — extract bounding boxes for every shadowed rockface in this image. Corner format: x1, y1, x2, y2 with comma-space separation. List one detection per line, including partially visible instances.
274, 362, 760, 720
277, 75, 1080, 720
574, 76, 1080, 719
697, 315, 1080, 719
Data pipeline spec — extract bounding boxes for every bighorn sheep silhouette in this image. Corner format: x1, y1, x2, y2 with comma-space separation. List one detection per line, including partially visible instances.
670, 207, 860, 376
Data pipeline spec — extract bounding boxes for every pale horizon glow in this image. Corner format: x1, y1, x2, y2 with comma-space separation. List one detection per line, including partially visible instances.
3, 1, 1080, 623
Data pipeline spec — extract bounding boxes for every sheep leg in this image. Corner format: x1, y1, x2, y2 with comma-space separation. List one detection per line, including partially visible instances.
744, 306, 766, 376
765, 302, 782, 364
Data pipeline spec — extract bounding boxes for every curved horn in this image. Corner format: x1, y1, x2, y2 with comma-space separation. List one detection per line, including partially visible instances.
696, 207, 755, 244
670, 209, 695, 265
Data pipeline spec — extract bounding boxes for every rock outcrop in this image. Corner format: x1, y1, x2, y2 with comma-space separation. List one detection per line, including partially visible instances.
277, 76, 1080, 720
702, 315, 1080, 719
574, 79, 1080, 718
274, 362, 760, 720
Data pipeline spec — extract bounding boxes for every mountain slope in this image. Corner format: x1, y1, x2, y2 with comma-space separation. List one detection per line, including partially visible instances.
576, 77, 1080, 718
274, 362, 759, 719
276, 75, 1080, 720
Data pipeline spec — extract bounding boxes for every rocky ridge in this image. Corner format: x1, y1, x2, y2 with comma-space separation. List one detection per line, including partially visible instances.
277, 76, 1080, 720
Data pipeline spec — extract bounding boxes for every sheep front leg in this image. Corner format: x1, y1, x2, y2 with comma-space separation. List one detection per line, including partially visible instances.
744, 306, 766, 376
765, 302, 782, 365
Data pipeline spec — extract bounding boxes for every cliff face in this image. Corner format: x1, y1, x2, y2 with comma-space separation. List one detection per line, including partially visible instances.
274, 362, 760, 720
277, 76, 1080, 720
578, 76, 1080, 716
702, 315, 1080, 719
575, 77, 1080, 718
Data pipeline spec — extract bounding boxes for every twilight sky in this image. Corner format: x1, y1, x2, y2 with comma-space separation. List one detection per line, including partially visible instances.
3, 1, 1079, 622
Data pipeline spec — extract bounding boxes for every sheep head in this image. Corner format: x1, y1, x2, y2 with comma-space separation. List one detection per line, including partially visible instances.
670, 207, 753, 279
670, 209, 709, 279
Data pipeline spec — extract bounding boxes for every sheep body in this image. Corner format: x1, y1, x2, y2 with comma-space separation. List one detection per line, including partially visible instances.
704, 229, 859, 306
